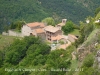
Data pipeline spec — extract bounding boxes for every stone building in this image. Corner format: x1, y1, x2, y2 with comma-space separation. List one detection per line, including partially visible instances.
44, 25, 62, 42
21, 22, 45, 40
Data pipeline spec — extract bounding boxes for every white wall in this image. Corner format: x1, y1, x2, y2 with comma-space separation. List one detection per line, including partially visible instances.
21, 25, 32, 36
8, 30, 24, 37
56, 25, 61, 30
2, 32, 9, 36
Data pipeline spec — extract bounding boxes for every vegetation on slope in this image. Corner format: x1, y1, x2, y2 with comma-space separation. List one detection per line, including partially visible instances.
0, 36, 75, 75
0, 0, 100, 32
39, 0, 100, 23
0, 0, 50, 33
0, 2, 100, 74
62, 20, 79, 35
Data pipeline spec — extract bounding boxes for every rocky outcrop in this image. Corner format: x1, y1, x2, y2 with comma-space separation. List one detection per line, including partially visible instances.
77, 43, 96, 62
77, 29, 100, 62
93, 50, 100, 70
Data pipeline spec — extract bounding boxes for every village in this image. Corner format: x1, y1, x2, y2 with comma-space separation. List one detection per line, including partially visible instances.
2, 19, 78, 50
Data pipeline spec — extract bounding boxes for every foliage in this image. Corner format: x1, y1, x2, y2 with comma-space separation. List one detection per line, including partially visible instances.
46, 50, 71, 68
59, 40, 65, 44
0, 35, 77, 75
9, 21, 26, 31
95, 12, 100, 20
0, 50, 3, 67
0, 0, 100, 32
82, 54, 94, 67
81, 17, 94, 38
79, 54, 96, 75
75, 17, 94, 47
42, 17, 55, 26
94, 12, 100, 28
62, 21, 74, 34
95, 6, 100, 16
0, 0, 50, 33
39, 0, 100, 23
69, 29, 80, 36
80, 28, 100, 48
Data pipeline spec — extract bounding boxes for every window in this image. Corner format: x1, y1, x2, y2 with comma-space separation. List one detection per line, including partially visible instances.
48, 38, 50, 40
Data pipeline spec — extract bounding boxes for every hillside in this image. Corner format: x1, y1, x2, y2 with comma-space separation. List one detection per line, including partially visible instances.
0, 12, 100, 75
0, 0, 100, 32
0, 0, 50, 32
39, 0, 100, 22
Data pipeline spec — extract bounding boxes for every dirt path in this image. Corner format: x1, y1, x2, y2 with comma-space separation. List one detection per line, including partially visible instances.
72, 51, 76, 60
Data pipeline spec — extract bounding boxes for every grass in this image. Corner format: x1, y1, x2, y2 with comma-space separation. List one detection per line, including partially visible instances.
95, 12, 100, 20
0, 35, 21, 50
70, 59, 78, 70
83, 29, 99, 47
14, 29, 21, 33
70, 29, 80, 36
70, 59, 83, 75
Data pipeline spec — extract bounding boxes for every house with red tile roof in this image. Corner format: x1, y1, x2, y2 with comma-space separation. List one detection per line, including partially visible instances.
32, 28, 46, 40
21, 20, 78, 50
22, 22, 45, 36
21, 22, 46, 41
27, 22, 45, 28
44, 25, 62, 42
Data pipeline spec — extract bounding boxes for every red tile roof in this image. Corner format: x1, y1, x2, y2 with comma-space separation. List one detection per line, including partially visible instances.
35, 29, 44, 33
27, 22, 45, 28
51, 35, 63, 41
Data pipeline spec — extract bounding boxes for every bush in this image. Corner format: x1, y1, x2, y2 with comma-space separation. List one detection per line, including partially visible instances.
62, 21, 74, 34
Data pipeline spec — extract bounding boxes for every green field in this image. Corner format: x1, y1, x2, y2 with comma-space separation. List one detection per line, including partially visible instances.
0, 35, 21, 50
70, 29, 80, 36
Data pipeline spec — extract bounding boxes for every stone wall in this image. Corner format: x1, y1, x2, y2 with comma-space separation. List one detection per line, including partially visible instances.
2, 30, 24, 37
2, 32, 9, 36
8, 30, 24, 37
77, 44, 95, 62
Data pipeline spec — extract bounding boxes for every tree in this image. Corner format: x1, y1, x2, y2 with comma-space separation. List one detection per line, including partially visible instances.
95, 7, 100, 16
79, 54, 95, 75
42, 17, 55, 26
82, 54, 94, 67
0, 51, 3, 67
75, 18, 94, 47
10, 21, 26, 31
4, 39, 27, 65
62, 21, 74, 34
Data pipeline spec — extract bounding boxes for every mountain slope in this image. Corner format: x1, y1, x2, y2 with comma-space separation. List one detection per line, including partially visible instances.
39, 0, 100, 22
0, 0, 50, 32
0, 0, 100, 32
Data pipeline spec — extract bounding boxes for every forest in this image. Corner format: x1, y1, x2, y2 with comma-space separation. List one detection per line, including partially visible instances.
0, 0, 100, 32
0, 36, 73, 75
